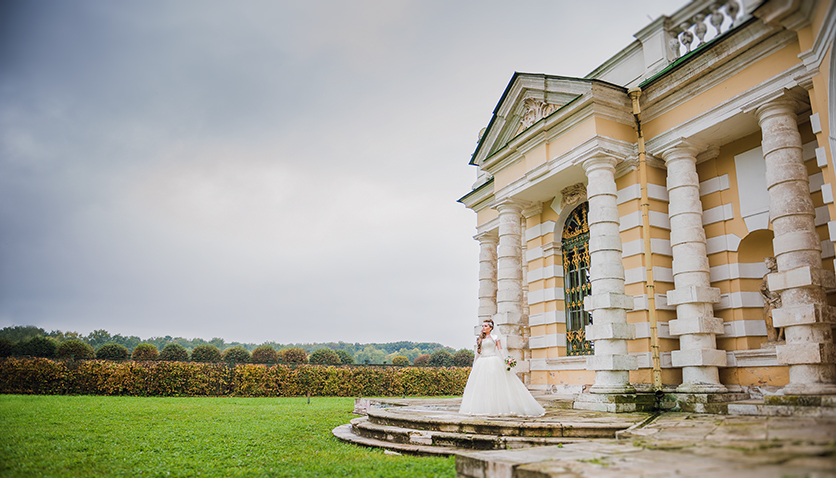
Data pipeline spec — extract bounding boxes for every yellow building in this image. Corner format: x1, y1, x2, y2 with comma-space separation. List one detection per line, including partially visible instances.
459, 0, 836, 408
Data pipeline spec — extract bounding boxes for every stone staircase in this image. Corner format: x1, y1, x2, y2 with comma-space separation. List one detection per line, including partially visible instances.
332, 397, 649, 456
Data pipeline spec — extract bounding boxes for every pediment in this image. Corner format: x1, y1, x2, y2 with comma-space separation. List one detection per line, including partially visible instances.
470, 73, 627, 167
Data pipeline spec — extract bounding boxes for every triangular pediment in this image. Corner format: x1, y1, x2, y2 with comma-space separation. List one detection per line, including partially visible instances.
470, 73, 622, 167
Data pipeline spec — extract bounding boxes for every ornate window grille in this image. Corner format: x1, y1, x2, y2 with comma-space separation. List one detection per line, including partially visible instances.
562, 202, 593, 356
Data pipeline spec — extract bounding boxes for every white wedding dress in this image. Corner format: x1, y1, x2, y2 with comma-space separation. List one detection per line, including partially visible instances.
458, 335, 545, 417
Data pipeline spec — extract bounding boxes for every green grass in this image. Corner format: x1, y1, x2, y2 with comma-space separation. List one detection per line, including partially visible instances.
0, 395, 455, 477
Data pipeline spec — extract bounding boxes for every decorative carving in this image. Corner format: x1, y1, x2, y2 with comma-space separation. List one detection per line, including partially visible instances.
759, 256, 784, 343
519, 98, 559, 132
560, 183, 587, 210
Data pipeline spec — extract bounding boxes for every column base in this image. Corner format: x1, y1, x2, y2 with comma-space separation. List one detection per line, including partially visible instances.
573, 391, 653, 413
589, 383, 636, 394
676, 382, 728, 394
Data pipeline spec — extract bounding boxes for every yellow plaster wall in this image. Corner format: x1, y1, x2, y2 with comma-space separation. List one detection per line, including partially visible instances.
644, 43, 802, 139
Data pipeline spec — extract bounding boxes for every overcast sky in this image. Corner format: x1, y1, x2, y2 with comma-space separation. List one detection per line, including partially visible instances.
0, 0, 688, 350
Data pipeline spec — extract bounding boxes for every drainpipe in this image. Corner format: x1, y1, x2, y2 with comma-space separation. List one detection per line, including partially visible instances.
628, 87, 663, 391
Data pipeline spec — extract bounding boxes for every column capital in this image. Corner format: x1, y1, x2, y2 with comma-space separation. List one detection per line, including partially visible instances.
493, 198, 529, 214
581, 153, 618, 174
474, 230, 498, 244
751, 89, 809, 125
651, 137, 705, 164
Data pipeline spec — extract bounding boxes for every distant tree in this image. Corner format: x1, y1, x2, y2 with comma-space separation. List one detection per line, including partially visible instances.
0, 325, 48, 343
252, 345, 279, 364
96, 343, 130, 361
14, 336, 58, 358
159, 343, 189, 362
428, 349, 454, 367
56, 339, 95, 360
309, 348, 341, 365
85, 329, 112, 349
412, 354, 430, 367
335, 349, 354, 365
453, 349, 475, 367
391, 355, 409, 366
281, 347, 308, 364
0, 338, 13, 357
209, 337, 225, 349
131, 343, 159, 361
356, 345, 385, 365
222, 346, 251, 364
191, 344, 222, 363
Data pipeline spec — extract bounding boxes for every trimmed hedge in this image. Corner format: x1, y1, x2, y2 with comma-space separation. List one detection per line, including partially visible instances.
0, 357, 469, 397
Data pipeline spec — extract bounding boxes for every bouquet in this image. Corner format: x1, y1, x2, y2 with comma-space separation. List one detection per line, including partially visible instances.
504, 356, 517, 371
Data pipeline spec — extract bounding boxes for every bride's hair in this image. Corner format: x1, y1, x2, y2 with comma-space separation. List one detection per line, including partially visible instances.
476, 319, 494, 354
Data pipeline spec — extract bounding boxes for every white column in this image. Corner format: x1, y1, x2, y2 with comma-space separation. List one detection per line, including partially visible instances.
662, 141, 727, 393
494, 199, 526, 365
476, 231, 498, 326
582, 154, 637, 394
756, 96, 836, 395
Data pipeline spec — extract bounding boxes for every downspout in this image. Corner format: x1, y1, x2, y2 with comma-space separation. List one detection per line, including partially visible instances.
628, 87, 663, 391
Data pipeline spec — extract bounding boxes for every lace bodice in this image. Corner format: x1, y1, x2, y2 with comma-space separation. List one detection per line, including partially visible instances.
480, 336, 498, 357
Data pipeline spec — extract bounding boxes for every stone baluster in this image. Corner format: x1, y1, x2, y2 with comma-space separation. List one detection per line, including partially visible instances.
582, 154, 637, 394
662, 141, 727, 393
755, 96, 836, 395
668, 1, 740, 61
494, 199, 527, 366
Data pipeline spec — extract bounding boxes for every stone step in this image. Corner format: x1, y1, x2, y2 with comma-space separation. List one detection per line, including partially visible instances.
366, 406, 634, 438
331, 423, 458, 457
350, 416, 586, 451
728, 395, 836, 417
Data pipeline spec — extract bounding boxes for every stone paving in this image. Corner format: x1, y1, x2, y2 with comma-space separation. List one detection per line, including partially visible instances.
336, 397, 836, 477
457, 411, 836, 477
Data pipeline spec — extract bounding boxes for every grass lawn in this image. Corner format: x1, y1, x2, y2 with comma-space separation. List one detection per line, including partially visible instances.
0, 395, 455, 477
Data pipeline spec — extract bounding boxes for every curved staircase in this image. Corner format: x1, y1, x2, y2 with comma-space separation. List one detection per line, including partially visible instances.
332, 397, 649, 456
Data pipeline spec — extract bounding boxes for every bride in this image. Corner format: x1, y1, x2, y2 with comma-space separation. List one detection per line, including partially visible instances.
459, 319, 545, 417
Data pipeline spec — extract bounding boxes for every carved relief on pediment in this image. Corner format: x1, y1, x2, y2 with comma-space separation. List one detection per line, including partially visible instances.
516, 98, 559, 135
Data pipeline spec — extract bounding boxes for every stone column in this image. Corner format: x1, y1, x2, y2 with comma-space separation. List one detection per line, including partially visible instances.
662, 141, 727, 393
756, 96, 836, 395
582, 154, 637, 394
476, 231, 498, 327
494, 199, 526, 366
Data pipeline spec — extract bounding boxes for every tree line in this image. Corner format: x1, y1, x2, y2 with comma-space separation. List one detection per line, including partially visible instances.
0, 325, 475, 366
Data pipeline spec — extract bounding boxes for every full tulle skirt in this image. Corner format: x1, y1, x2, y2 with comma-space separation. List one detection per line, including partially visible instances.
458, 354, 545, 417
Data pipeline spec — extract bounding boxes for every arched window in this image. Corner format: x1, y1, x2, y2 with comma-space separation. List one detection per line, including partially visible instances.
562, 202, 593, 356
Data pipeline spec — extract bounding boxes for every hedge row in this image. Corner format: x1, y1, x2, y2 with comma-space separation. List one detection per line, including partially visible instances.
0, 358, 470, 397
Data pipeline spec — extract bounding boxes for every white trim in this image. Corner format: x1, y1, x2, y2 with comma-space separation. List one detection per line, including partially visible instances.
798, 0, 836, 72
821, 184, 834, 204
809, 172, 824, 193
527, 265, 563, 282
625, 266, 674, 285
539, 356, 588, 371
619, 210, 670, 231
725, 348, 780, 367
633, 351, 673, 369
816, 146, 829, 168
703, 203, 735, 225
528, 288, 564, 306
632, 293, 674, 311
526, 246, 544, 262
815, 205, 831, 226
699, 174, 730, 196
822, 239, 835, 259
744, 211, 770, 232
719, 319, 768, 338
810, 113, 822, 134
803, 140, 818, 162
621, 238, 672, 258
529, 310, 565, 326
715, 291, 764, 310
525, 221, 556, 242
633, 321, 673, 339
710, 262, 768, 282
529, 333, 565, 349
706, 233, 742, 254
616, 183, 669, 204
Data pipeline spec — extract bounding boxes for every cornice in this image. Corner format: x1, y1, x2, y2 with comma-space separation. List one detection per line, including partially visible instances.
798, 0, 835, 72
458, 177, 495, 211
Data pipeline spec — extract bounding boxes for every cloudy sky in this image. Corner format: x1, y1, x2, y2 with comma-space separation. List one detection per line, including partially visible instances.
1, 0, 688, 350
